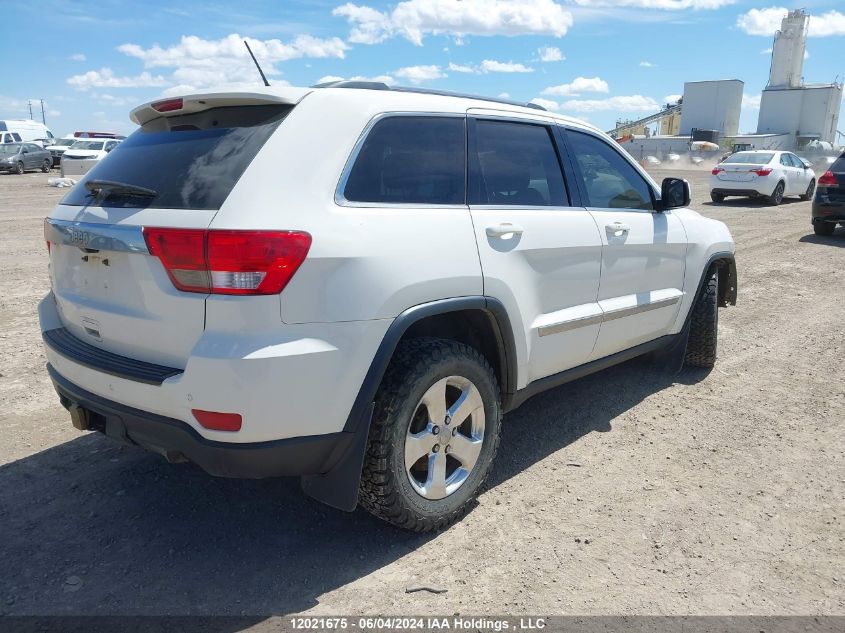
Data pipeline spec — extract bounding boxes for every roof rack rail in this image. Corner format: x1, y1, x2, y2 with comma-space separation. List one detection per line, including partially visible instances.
310, 80, 547, 111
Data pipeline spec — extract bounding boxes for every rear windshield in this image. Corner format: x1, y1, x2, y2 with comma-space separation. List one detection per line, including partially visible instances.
723, 152, 773, 164
70, 141, 104, 150
62, 104, 292, 210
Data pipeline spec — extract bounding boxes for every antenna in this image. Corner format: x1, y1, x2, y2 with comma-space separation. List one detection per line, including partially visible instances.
243, 40, 270, 87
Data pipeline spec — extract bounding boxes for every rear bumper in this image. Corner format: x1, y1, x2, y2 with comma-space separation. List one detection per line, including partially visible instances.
812, 200, 845, 223
49, 364, 355, 478
711, 187, 765, 197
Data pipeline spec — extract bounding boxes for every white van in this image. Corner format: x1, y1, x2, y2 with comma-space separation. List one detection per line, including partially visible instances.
0, 120, 55, 146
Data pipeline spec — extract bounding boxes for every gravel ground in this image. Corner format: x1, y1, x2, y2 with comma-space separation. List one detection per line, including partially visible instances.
0, 168, 842, 617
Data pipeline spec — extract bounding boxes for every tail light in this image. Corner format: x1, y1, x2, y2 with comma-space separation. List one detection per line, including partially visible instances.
143, 228, 311, 295
752, 168, 772, 176
711, 167, 724, 175
818, 170, 837, 186
152, 98, 184, 113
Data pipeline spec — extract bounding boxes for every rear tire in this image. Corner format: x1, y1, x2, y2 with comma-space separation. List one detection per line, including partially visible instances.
800, 179, 815, 201
813, 221, 835, 236
359, 338, 501, 532
41, 159, 51, 173
14, 162, 24, 175
710, 192, 725, 203
684, 267, 719, 368
768, 181, 785, 206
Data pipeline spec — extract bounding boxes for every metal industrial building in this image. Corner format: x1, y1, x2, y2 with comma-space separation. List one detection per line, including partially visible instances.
612, 8, 842, 156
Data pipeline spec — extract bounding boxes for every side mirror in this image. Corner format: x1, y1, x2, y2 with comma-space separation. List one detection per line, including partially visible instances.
657, 177, 690, 211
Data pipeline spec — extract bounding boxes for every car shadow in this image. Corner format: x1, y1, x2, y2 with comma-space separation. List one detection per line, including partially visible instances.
702, 197, 805, 209
0, 356, 704, 616
799, 229, 845, 247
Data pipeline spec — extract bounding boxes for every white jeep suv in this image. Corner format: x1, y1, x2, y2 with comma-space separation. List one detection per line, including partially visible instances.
40, 84, 737, 531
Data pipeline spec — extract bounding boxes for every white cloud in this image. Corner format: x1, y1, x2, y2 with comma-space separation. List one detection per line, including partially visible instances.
481, 59, 533, 73
447, 59, 533, 74
537, 45, 564, 62
639, 60, 656, 67
558, 95, 659, 113
46, 109, 61, 117
542, 76, 609, 96
761, 47, 773, 54
742, 93, 761, 109
333, 0, 573, 45
67, 68, 167, 90
448, 62, 476, 73
317, 75, 346, 83
498, 92, 511, 98
69, 53, 86, 62
574, 0, 735, 8
663, 94, 682, 103
100, 33, 347, 94
91, 93, 140, 107
394, 64, 445, 83
737, 8, 845, 37
530, 97, 560, 111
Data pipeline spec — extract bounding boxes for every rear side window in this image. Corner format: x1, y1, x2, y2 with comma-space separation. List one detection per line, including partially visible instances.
470, 120, 567, 206
343, 116, 465, 205
62, 105, 292, 210
566, 130, 654, 211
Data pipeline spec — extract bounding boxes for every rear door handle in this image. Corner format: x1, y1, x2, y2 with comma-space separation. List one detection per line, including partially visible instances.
605, 222, 630, 237
486, 223, 524, 238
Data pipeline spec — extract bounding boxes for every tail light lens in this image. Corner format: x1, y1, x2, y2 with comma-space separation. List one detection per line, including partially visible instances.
711, 167, 724, 175
752, 168, 772, 176
818, 170, 837, 186
143, 228, 311, 295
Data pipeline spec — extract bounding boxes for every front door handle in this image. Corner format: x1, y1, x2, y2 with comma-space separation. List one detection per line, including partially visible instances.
605, 222, 630, 237
486, 223, 525, 238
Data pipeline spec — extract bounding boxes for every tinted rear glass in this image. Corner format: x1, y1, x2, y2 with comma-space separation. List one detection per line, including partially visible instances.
343, 116, 465, 205
62, 105, 292, 210
723, 152, 773, 164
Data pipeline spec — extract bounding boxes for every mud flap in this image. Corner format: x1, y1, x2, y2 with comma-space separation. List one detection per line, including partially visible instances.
300, 403, 374, 512
653, 318, 691, 373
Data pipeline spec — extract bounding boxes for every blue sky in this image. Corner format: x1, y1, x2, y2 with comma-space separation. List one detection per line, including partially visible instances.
2, 0, 844, 137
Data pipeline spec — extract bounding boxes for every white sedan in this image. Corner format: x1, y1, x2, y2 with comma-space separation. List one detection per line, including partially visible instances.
60, 138, 121, 177
710, 150, 816, 205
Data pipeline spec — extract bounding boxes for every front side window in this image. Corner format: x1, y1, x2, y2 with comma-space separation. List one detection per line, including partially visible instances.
343, 116, 465, 205
566, 130, 654, 211
470, 120, 566, 206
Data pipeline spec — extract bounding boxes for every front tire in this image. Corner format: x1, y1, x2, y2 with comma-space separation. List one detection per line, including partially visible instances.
41, 159, 51, 173
768, 181, 785, 206
800, 179, 816, 201
685, 267, 719, 368
359, 338, 502, 532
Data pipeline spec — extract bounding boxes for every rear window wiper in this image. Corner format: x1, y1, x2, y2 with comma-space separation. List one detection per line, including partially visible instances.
84, 179, 157, 199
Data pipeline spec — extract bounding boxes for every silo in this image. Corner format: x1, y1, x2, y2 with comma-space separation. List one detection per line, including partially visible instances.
679, 80, 744, 138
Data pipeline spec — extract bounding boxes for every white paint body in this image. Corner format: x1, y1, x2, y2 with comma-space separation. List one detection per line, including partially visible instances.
41, 86, 735, 445
710, 150, 815, 198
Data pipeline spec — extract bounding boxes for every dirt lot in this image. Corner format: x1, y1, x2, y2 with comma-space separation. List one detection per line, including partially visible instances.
0, 167, 842, 617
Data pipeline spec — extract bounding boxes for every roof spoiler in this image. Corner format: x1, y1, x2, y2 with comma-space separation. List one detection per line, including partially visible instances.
129, 88, 312, 126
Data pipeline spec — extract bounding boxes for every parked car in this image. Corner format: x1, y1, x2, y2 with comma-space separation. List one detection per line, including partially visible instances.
60, 138, 121, 177
40, 85, 737, 531
46, 137, 78, 166
0, 120, 55, 145
710, 150, 816, 205
0, 142, 52, 174
811, 152, 845, 236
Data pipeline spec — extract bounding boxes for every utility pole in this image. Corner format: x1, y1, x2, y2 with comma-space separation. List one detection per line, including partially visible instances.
40, 99, 46, 124
28, 100, 33, 119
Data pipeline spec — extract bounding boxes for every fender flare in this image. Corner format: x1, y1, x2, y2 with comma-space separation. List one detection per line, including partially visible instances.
301, 296, 518, 511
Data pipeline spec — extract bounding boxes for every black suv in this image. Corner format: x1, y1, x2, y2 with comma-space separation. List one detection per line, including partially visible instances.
812, 152, 845, 236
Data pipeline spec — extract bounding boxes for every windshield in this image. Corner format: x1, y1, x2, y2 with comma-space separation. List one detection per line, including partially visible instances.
70, 141, 105, 150
723, 152, 774, 164
61, 104, 293, 210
